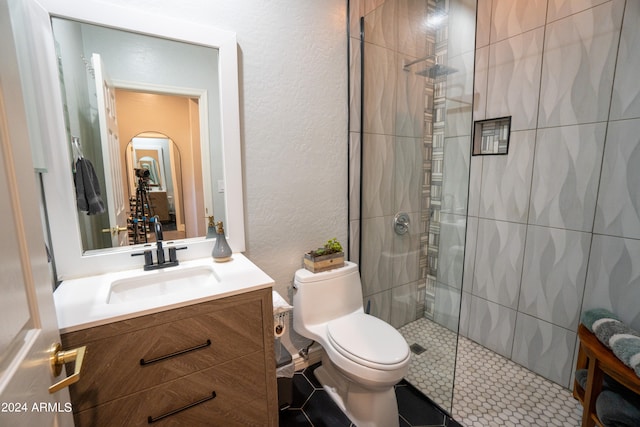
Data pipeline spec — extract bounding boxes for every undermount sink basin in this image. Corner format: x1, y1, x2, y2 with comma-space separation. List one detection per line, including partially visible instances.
107, 265, 220, 304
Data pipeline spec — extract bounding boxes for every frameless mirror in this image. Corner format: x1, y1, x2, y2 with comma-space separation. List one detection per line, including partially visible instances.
29, 0, 244, 279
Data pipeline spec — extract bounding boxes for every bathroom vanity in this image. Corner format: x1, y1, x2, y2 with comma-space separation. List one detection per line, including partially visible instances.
54, 254, 278, 426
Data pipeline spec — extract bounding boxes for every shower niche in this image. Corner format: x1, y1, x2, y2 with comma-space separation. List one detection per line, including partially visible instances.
472, 116, 511, 156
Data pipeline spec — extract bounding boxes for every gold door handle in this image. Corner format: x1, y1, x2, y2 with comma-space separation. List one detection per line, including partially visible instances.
101, 226, 128, 235
48, 343, 86, 394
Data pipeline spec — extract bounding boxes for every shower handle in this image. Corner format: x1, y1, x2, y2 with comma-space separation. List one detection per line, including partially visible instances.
393, 213, 410, 235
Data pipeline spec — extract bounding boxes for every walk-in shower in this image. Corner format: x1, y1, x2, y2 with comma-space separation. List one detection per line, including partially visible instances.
348, 0, 476, 413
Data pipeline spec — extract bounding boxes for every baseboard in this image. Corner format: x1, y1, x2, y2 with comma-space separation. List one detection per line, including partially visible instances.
292, 344, 322, 371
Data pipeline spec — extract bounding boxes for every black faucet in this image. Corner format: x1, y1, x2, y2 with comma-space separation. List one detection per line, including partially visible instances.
154, 218, 165, 264
131, 216, 186, 270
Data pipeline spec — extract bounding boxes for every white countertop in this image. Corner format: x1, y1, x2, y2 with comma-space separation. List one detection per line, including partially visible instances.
54, 253, 274, 333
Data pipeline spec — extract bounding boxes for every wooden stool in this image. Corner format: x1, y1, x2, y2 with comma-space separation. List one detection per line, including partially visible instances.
573, 324, 640, 427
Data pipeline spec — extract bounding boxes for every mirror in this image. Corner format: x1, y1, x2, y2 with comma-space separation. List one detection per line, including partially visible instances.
31, 0, 244, 279
51, 17, 217, 251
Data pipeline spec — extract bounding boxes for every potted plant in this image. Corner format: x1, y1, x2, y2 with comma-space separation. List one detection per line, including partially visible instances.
303, 238, 345, 273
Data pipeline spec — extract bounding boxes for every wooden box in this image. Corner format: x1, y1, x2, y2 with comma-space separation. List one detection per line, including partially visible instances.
303, 252, 344, 273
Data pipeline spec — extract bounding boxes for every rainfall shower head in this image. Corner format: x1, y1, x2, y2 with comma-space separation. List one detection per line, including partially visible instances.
415, 64, 458, 79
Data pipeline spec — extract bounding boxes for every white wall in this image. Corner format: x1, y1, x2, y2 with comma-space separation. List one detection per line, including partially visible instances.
91, 0, 349, 302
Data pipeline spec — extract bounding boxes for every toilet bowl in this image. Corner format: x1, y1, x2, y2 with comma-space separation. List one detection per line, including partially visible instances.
292, 262, 410, 427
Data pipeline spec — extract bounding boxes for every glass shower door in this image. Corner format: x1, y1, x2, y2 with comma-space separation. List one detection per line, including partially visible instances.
348, 0, 476, 413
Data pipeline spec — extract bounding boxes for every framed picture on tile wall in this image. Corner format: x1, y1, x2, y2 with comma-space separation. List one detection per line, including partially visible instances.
472, 116, 511, 156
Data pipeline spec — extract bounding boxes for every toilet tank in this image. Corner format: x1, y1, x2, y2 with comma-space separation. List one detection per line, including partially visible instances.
293, 262, 363, 329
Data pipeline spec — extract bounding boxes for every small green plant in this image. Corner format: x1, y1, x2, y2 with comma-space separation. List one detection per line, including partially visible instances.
308, 238, 343, 257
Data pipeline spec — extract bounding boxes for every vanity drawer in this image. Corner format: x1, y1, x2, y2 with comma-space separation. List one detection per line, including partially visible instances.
64, 297, 264, 412
73, 351, 270, 427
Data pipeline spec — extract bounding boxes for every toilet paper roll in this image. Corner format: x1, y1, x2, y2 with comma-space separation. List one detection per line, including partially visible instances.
274, 321, 286, 338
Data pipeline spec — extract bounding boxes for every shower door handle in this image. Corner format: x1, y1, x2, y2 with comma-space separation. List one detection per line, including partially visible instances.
394, 213, 410, 235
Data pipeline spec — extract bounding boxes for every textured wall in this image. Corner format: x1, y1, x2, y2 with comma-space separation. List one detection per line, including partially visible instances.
463, 0, 637, 389
95, 0, 349, 301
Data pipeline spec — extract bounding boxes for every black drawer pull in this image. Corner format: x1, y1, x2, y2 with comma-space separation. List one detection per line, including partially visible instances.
140, 339, 212, 366
148, 391, 216, 423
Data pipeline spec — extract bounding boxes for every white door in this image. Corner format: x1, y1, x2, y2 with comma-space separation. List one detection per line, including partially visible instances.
93, 53, 128, 247
0, 1, 75, 426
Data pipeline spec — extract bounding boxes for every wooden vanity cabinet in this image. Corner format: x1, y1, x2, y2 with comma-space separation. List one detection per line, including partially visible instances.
61, 288, 278, 426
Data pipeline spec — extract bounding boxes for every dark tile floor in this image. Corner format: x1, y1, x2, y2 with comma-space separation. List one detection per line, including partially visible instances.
279, 363, 463, 427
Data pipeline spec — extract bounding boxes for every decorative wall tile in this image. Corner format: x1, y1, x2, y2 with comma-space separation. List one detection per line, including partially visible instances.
529, 123, 606, 231
486, 28, 543, 131
441, 136, 470, 215
538, 0, 624, 128
349, 132, 361, 221
396, 59, 426, 138
467, 156, 482, 218
437, 213, 467, 289
473, 46, 489, 122
511, 313, 576, 387
475, 0, 492, 49
395, 137, 423, 213
364, 289, 392, 324
462, 216, 478, 294
397, 0, 428, 58
583, 234, 640, 331
363, 42, 397, 135
349, 37, 362, 133
392, 211, 421, 286
594, 118, 640, 239
459, 291, 472, 338
467, 295, 517, 359
434, 282, 462, 332
349, 219, 360, 265
447, 0, 478, 58
363, 0, 397, 50
362, 133, 394, 218
473, 219, 526, 309
519, 225, 591, 330
444, 51, 474, 138
610, 0, 640, 121
479, 130, 535, 223
490, 0, 547, 44
361, 216, 393, 296
546, 0, 609, 23
391, 281, 419, 328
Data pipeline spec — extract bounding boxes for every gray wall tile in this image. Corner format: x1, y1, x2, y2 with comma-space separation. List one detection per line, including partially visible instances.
473, 219, 526, 309
391, 281, 419, 328
361, 216, 393, 295
468, 295, 517, 359
363, 43, 397, 135
611, 0, 640, 120
538, 0, 624, 127
362, 133, 394, 218
479, 130, 535, 223
511, 313, 576, 386
434, 282, 462, 332
486, 28, 544, 131
546, 0, 609, 23
529, 123, 606, 231
594, 118, 640, 239
583, 234, 640, 330
490, 0, 547, 43
437, 213, 467, 289
395, 137, 423, 214
441, 136, 470, 215
519, 225, 591, 330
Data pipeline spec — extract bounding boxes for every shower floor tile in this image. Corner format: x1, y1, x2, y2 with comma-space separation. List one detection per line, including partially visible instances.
400, 317, 584, 426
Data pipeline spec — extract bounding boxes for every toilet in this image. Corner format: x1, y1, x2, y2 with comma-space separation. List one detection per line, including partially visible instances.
292, 261, 410, 427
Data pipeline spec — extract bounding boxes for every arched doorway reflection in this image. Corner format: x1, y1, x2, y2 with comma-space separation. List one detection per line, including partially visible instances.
125, 132, 185, 243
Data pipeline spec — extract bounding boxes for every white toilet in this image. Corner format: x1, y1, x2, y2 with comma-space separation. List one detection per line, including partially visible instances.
292, 261, 410, 427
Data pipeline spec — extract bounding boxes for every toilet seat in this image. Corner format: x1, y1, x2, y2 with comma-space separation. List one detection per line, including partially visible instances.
327, 313, 410, 371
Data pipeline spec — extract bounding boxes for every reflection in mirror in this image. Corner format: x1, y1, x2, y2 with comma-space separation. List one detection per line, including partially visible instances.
51, 16, 222, 252
125, 133, 186, 244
